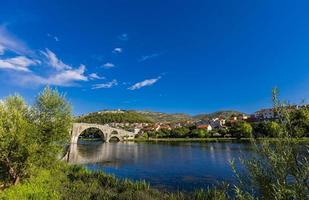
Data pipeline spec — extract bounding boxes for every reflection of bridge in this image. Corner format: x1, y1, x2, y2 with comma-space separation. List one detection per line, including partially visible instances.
62, 123, 139, 162
67, 142, 139, 165
71, 123, 139, 143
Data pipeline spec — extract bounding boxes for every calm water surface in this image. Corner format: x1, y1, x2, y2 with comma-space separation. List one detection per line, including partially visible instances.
68, 141, 253, 191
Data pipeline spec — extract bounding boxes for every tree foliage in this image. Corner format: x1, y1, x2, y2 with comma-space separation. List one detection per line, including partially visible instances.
0, 96, 37, 186
0, 87, 72, 187
229, 121, 253, 139
232, 88, 309, 199
32, 87, 72, 167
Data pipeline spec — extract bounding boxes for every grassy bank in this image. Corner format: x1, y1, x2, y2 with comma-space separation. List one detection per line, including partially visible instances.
0, 164, 228, 200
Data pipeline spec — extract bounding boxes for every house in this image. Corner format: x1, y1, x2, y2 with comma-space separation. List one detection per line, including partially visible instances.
197, 124, 212, 131
209, 118, 226, 129
154, 123, 172, 131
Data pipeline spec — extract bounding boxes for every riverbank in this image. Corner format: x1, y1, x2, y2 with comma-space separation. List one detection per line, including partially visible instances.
78, 137, 309, 143
0, 164, 229, 200
133, 137, 309, 143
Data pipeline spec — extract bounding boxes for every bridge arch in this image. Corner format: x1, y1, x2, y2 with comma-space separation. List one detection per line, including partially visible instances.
78, 127, 106, 142
71, 123, 138, 144
108, 135, 121, 142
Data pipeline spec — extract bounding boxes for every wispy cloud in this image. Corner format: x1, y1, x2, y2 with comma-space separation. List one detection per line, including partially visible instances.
92, 79, 118, 89
0, 25, 31, 55
138, 53, 161, 62
128, 76, 161, 90
41, 48, 71, 71
0, 56, 39, 72
46, 64, 88, 86
89, 73, 105, 80
113, 47, 122, 54
118, 33, 128, 41
102, 62, 115, 69
0, 26, 100, 88
47, 33, 59, 42
18, 64, 88, 87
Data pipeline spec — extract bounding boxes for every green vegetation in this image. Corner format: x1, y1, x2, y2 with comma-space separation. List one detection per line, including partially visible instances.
76, 111, 153, 124
229, 121, 253, 139
0, 164, 231, 200
229, 87, 309, 199
0, 87, 72, 188
194, 111, 247, 120
136, 111, 193, 123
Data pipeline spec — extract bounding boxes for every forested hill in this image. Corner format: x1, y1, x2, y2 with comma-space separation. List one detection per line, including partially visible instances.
75, 110, 154, 124
135, 111, 193, 123
194, 110, 247, 120
75, 110, 193, 124
76, 110, 248, 124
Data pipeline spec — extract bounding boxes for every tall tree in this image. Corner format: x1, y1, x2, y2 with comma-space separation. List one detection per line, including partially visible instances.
0, 96, 37, 186
32, 87, 72, 167
232, 88, 309, 199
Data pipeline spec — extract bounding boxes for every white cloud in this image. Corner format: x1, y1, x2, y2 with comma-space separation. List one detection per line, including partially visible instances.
0, 56, 39, 72
89, 73, 105, 80
118, 33, 128, 41
138, 53, 161, 62
102, 62, 115, 68
128, 76, 161, 90
0, 26, 31, 55
92, 79, 118, 89
46, 64, 88, 86
41, 48, 71, 71
0, 27, 91, 88
18, 64, 88, 87
113, 48, 122, 54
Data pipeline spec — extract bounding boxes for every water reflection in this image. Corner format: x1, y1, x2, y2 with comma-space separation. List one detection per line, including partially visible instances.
68, 141, 252, 191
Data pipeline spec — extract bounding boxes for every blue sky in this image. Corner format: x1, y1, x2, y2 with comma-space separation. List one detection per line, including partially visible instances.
0, 0, 309, 115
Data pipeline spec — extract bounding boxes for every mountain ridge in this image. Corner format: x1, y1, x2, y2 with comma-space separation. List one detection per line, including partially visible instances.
76, 109, 248, 123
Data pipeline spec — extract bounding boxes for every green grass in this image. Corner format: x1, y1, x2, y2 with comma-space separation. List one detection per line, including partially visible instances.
0, 164, 230, 200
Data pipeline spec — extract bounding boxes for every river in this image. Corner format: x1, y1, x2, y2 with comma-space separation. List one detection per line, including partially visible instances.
68, 141, 253, 191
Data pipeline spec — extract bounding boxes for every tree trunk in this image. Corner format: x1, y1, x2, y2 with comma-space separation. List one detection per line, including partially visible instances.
5, 158, 20, 186
13, 176, 20, 185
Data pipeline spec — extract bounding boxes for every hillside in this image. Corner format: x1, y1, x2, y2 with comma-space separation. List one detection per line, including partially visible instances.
76, 110, 194, 124
76, 110, 154, 124
135, 111, 193, 123
194, 110, 247, 120
76, 110, 247, 124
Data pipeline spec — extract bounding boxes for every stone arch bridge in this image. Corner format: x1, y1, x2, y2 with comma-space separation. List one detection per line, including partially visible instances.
71, 123, 139, 143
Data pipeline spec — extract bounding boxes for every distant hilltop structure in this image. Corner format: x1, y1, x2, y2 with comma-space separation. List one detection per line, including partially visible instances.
97, 109, 125, 114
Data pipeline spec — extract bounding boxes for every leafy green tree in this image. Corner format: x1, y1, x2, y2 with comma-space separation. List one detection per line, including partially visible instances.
32, 87, 72, 167
290, 107, 309, 137
266, 121, 282, 138
229, 121, 253, 139
0, 96, 38, 186
190, 129, 209, 138
171, 127, 191, 138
